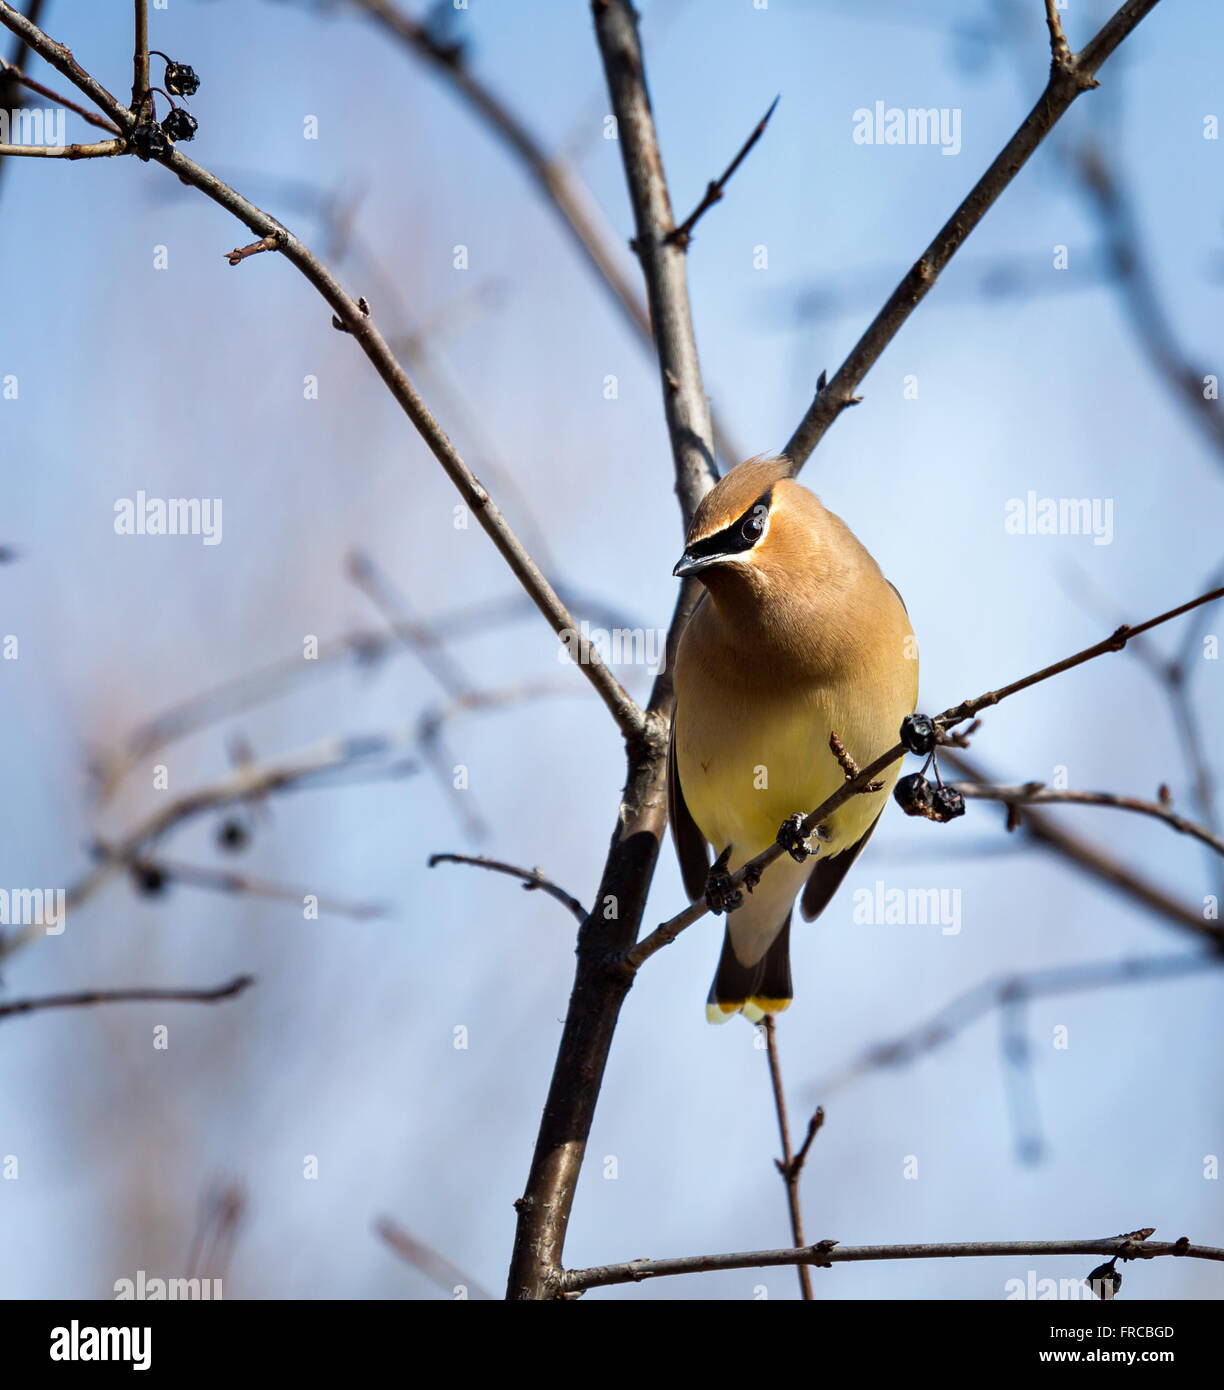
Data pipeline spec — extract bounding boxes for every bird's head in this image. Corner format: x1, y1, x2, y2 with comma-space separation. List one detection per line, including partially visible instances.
673, 455, 800, 589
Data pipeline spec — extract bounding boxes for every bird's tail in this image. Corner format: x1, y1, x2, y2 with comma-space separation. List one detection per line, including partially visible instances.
706, 913, 793, 1024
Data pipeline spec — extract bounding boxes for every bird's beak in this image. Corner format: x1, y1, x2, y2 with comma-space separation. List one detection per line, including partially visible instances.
673, 551, 721, 579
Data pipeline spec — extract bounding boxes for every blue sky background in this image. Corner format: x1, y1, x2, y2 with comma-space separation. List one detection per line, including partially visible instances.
1, 0, 1221, 1299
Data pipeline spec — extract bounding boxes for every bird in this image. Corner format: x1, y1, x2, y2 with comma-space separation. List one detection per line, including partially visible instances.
669, 455, 918, 1023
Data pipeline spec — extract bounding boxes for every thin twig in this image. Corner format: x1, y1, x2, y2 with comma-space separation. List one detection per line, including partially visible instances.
762, 1016, 812, 1300
428, 853, 588, 925
563, 1230, 1223, 1293
377, 1217, 493, 1301
666, 94, 778, 248
1043, 0, 1075, 71
0, 974, 253, 1021
0, 139, 122, 158
941, 748, 1211, 937
131, 0, 148, 113
953, 782, 1224, 859
0, 55, 121, 132
138, 857, 387, 920
783, 0, 1162, 472
224, 233, 282, 266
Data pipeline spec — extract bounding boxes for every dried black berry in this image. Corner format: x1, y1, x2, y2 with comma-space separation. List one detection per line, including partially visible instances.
163, 61, 200, 97
1085, 1261, 1121, 1300
132, 862, 167, 896
900, 713, 937, 756
894, 773, 934, 817
128, 121, 169, 161
217, 818, 250, 853
161, 108, 197, 143
930, 785, 966, 822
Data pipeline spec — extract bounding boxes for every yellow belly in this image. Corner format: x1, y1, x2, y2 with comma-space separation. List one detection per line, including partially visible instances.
675, 677, 907, 868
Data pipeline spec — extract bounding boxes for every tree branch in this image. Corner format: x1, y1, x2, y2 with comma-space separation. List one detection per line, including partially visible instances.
954, 782, 1224, 859
782, 0, 1162, 472
666, 94, 778, 249
427, 853, 588, 925
502, 0, 731, 1301
131, 0, 148, 112
592, 0, 718, 526
377, 1216, 493, 1301
762, 1016, 816, 1300
0, 974, 253, 1021
563, 1230, 1224, 1293
941, 747, 1214, 940
0, 139, 122, 157
0, 54, 121, 132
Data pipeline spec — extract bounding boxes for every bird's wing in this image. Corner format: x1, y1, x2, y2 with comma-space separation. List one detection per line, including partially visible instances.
668, 718, 711, 901
800, 804, 885, 921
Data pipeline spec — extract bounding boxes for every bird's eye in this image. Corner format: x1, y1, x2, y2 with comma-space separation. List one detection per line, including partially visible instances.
741, 512, 764, 543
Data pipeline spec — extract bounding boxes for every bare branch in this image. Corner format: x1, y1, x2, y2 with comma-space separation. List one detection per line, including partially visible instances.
564, 1230, 1224, 1293
783, 0, 1162, 472
377, 1217, 493, 1301
954, 783, 1224, 859
592, 0, 718, 525
131, 0, 148, 112
941, 747, 1212, 938
761, 1016, 814, 1300
1043, 0, 1075, 73
0, 54, 121, 132
666, 94, 778, 249
0, 974, 253, 1021
135, 858, 386, 920
224, 233, 282, 266
428, 853, 588, 925
504, 0, 728, 1301
0, 138, 122, 158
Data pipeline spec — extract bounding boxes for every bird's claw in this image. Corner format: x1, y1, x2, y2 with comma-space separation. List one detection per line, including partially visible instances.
776, 813, 812, 862
705, 845, 743, 915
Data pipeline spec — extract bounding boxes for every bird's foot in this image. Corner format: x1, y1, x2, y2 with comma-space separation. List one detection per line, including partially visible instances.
705, 845, 743, 915
776, 813, 812, 863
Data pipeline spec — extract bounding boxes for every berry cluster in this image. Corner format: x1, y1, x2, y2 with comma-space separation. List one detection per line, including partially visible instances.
128, 51, 201, 161
893, 772, 965, 823
893, 713, 966, 824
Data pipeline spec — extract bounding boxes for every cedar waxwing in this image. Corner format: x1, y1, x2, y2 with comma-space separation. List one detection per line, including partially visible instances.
669, 456, 918, 1022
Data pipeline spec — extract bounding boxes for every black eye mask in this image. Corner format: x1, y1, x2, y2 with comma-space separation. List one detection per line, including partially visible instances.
683, 488, 773, 561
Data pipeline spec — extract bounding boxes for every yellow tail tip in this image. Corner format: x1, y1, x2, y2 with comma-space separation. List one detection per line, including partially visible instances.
750, 996, 792, 1016
705, 997, 792, 1025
